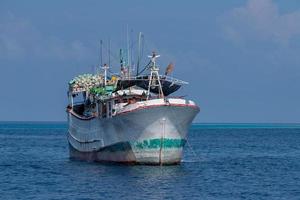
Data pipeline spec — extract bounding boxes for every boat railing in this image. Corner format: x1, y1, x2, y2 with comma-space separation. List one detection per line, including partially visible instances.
68, 109, 95, 120
163, 75, 188, 85
120, 75, 188, 85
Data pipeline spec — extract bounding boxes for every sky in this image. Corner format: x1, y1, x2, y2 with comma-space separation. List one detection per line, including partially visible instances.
1, 0, 300, 123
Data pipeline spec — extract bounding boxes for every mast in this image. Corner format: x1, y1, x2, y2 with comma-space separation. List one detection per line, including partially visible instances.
130, 29, 134, 73
126, 26, 131, 78
120, 49, 123, 68
147, 52, 164, 99
120, 49, 125, 77
102, 64, 109, 86
108, 38, 111, 69
136, 32, 142, 76
100, 40, 103, 68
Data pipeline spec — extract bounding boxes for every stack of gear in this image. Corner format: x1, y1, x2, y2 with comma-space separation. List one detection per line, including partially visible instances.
69, 74, 104, 92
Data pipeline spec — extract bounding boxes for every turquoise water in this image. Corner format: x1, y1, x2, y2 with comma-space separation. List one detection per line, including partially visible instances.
0, 122, 300, 199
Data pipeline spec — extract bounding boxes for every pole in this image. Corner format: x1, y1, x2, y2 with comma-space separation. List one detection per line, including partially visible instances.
108, 38, 111, 69
137, 32, 142, 76
103, 64, 108, 86
127, 25, 131, 77
100, 40, 103, 68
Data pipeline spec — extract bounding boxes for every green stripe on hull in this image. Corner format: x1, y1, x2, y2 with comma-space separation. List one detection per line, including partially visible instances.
132, 138, 186, 149
94, 139, 186, 153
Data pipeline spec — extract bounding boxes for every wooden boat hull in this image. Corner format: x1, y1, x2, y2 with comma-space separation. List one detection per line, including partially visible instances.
67, 99, 199, 165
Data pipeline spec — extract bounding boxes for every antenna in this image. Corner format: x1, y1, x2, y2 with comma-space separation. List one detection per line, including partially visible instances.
148, 51, 160, 69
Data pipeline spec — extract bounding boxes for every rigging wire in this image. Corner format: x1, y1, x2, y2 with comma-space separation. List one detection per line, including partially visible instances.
137, 61, 152, 76
101, 42, 119, 67
98, 32, 152, 76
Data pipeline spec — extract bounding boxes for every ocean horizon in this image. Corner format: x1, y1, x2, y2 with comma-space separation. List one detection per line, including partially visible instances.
1, 121, 300, 129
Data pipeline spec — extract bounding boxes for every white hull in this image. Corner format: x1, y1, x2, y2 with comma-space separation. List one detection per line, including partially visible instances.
67, 98, 199, 165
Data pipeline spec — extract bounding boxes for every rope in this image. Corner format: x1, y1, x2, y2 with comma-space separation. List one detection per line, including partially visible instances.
137, 61, 152, 76
186, 138, 201, 163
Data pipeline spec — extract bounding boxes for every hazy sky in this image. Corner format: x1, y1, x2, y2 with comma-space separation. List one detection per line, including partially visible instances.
1, 0, 300, 123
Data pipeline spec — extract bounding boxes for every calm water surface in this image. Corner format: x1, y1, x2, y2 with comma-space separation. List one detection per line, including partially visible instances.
0, 122, 299, 199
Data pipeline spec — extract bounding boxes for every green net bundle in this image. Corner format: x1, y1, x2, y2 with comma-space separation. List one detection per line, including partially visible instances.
90, 87, 106, 96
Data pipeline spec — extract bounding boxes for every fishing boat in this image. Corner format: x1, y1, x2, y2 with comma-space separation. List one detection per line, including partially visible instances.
66, 35, 199, 165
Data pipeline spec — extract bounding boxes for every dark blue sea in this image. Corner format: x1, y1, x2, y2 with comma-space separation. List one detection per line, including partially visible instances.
1, 122, 300, 200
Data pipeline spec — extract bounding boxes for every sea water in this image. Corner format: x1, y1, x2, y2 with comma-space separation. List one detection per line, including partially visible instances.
0, 122, 299, 199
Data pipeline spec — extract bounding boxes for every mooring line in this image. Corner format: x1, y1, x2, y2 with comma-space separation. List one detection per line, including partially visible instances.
186, 139, 201, 163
